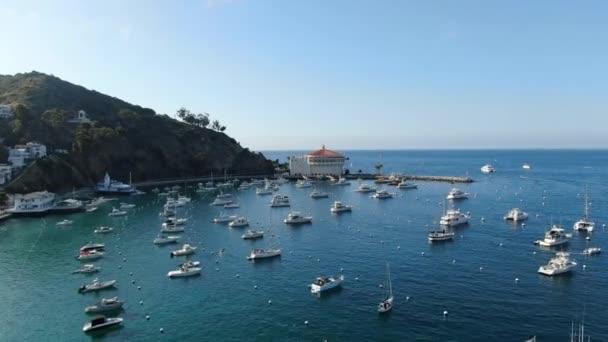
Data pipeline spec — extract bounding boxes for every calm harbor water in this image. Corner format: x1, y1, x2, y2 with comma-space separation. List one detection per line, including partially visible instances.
1, 150, 607, 341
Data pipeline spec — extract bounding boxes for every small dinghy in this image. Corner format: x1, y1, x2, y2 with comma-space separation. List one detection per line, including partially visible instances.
94, 226, 114, 234
153, 235, 180, 245
170, 244, 196, 257
79, 279, 116, 293
73, 264, 100, 274
85, 297, 125, 313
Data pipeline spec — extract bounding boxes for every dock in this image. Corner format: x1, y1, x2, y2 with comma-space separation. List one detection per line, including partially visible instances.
0, 210, 12, 221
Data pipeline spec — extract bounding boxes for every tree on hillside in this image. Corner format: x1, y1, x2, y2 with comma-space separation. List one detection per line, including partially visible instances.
41, 108, 71, 129
211, 120, 226, 132
11, 103, 35, 143
176, 107, 210, 128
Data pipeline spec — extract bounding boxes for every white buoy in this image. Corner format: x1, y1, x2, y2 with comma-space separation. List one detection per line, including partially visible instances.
340, 268, 344, 272
355, 277, 359, 281
216, 268, 219, 271
452, 259, 456, 264
379, 284, 383, 288
479, 267, 483, 271
118, 265, 122, 269
123, 258, 127, 262
254, 285, 258, 289
481, 217, 485, 222
304, 320, 309, 325
406, 296, 410, 301
138, 286, 141, 290
499, 243, 503, 247
515, 278, 519, 283
131, 280, 135, 284
236, 274, 240, 278
140, 301, 144, 305
421, 252, 425, 256
397, 246, 401, 249
583, 265, 587, 269
533, 251, 537, 255
160, 328, 164, 333
146, 315, 150, 320
118, 252, 122, 255
129, 272, 133, 276
268, 300, 272, 304
443, 310, 448, 317
522, 223, 526, 227
380, 241, 384, 244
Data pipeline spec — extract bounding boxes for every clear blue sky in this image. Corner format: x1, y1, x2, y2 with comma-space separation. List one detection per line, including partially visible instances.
2, 0, 607, 150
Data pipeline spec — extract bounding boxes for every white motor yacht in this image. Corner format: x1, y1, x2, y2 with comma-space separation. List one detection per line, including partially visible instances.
163, 217, 187, 226
94, 226, 114, 234
428, 229, 455, 242
56, 219, 74, 226
223, 202, 240, 209
295, 179, 313, 188
504, 208, 529, 222
355, 184, 376, 193
153, 235, 180, 245
242, 230, 264, 240
270, 195, 290, 207
284, 212, 313, 224
170, 244, 196, 257
538, 252, 577, 276
119, 203, 135, 209
573, 191, 594, 232
77, 250, 104, 261
213, 213, 238, 223
522, 164, 531, 170
73, 264, 100, 274
330, 201, 352, 213
167, 264, 202, 278
247, 248, 282, 260
82, 316, 123, 333
333, 177, 350, 186
397, 180, 418, 189
534, 225, 571, 247
229, 217, 249, 228
372, 189, 393, 199
209, 198, 233, 206
446, 188, 469, 200
108, 208, 127, 217
481, 164, 496, 173
583, 247, 602, 255
440, 208, 470, 227
85, 297, 125, 313
79, 279, 116, 293
80, 243, 105, 252
160, 225, 185, 233
310, 190, 329, 198
310, 275, 344, 294
256, 187, 273, 196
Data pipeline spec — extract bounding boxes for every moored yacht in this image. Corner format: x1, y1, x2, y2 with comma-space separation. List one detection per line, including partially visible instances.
77, 249, 104, 261
534, 225, 571, 247
56, 219, 73, 226
153, 235, 180, 245
229, 217, 249, 228
378, 264, 393, 313
213, 213, 238, 223
504, 208, 529, 222
440, 208, 470, 227
284, 212, 313, 224
355, 184, 376, 193
80, 243, 105, 252
481, 164, 496, 173
79, 279, 116, 293
573, 191, 594, 232
119, 203, 135, 209
255, 186, 273, 196
397, 180, 418, 189
583, 247, 601, 255
538, 252, 577, 276
73, 264, 100, 274
295, 179, 313, 188
85, 297, 125, 313
108, 208, 127, 217
310, 275, 344, 294
428, 229, 455, 242
96, 172, 135, 195
330, 201, 352, 213
82, 316, 123, 333
446, 188, 469, 200
242, 230, 264, 240
247, 248, 282, 260
170, 244, 196, 257
310, 189, 329, 198
209, 197, 233, 206
522, 164, 531, 170
333, 177, 350, 186
167, 264, 202, 278
270, 194, 290, 207
223, 202, 240, 209
372, 189, 393, 199
94, 226, 114, 234
160, 224, 185, 233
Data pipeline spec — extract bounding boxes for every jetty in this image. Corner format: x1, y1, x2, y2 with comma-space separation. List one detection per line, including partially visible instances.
343, 174, 472, 183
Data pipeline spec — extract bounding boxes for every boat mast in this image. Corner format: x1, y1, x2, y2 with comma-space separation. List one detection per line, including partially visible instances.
387, 263, 392, 298
584, 187, 589, 220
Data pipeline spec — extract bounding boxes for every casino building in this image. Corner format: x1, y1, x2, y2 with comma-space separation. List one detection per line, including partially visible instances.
289, 145, 346, 177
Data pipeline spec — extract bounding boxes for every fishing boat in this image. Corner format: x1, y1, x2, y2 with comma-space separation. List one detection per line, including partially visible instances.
269, 194, 290, 207
153, 235, 180, 245
481, 164, 496, 173
397, 180, 417, 189
73, 264, 100, 274
538, 252, 577, 276
167, 264, 202, 278
77, 249, 104, 261
78, 279, 116, 293
330, 201, 352, 213
94, 226, 114, 234
241, 230, 264, 240
355, 183, 377, 193
310, 275, 344, 294
85, 297, 125, 313
56, 219, 73, 226
378, 264, 393, 313
170, 244, 196, 257
534, 225, 571, 247
284, 212, 313, 224
573, 190, 594, 232
428, 229, 455, 242
446, 188, 469, 200
247, 248, 281, 260
82, 316, 123, 333
372, 189, 393, 199
108, 208, 127, 217
504, 208, 529, 222
310, 190, 329, 198
213, 213, 238, 223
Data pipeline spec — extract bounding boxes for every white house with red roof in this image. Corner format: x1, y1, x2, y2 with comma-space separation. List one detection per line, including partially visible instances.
289, 145, 346, 177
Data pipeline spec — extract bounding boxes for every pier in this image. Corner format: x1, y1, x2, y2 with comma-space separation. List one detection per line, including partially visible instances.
343, 174, 473, 183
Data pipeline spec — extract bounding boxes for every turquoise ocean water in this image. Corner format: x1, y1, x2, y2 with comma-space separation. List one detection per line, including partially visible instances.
1, 150, 607, 341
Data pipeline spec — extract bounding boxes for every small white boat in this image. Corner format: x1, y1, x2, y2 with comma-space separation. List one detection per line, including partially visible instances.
428, 229, 455, 242
170, 244, 196, 257
73, 264, 100, 274
440, 208, 470, 227
80, 243, 105, 252
446, 188, 469, 200
85, 297, 125, 313
284, 212, 313, 224
310, 190, 329, 198
163, 217, 187, 226
247, 248, 282, 260
209, 198, 233, 206
310, 275, 344, 294
538, 252, 577, 276
504, 208, 529, 222
160, 225, 185, 233
223, 202, 240, 209
481, 164, 496, 173
79, 279, 116, 293
378, 264, 393, 313
372, 189, 393, 199
330, 201, 352, 213
153, 235, 180, 245
333, 177, 350, 186
94, 226, 114, 234
583, 247, 601, 255
119, 203, 135, 209
242, 230, 264, 240
229, 217, 249, 228
256, 187, 273, 196
295, 179, 313, 188
522, 164, 531, 170
270, 194, 290, 207
56, 219, 74, 226
86, 207, 98, 213
534, 225, 571, 247
180, 260, 200, 268
355, 184, 376, 193
397, 180, 417, 189
167, 264, 202, 278
213, 214, 238, 223
573, 191, 594, 232
108, 208, 127, 217
83, 316, 123, 333
77, 249, 104, 261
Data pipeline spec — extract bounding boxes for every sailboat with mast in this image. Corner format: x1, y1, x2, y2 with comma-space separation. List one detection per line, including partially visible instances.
573, 188, 594, 232
378, 263, 394, 313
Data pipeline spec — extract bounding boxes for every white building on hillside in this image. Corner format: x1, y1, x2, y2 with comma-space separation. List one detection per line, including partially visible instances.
68, 110, 91, 123
0, 105, 13, 119
289, 145, 346, 177
8, 142, 47, 167
0, 164, 12, 184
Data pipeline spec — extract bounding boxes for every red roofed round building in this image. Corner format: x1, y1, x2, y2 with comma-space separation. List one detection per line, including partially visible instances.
289, 145, 346, 177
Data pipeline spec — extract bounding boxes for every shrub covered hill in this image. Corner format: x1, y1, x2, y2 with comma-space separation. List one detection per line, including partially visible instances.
0, 71, 273, 193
